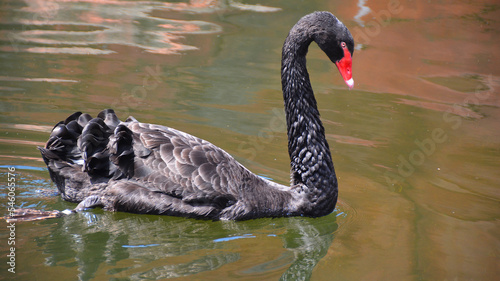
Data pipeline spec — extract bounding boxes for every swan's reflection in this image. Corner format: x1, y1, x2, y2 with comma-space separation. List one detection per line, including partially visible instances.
278, 216, 338, 280
35, 211, 338, 280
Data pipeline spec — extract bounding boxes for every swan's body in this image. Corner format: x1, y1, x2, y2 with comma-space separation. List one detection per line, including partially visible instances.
39, 11, 354, 220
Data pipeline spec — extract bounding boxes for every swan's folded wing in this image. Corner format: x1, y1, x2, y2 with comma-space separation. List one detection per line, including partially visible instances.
120, 121, 242, 209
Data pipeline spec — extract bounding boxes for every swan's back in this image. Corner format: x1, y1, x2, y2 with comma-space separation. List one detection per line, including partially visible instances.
40, 109, 294, 220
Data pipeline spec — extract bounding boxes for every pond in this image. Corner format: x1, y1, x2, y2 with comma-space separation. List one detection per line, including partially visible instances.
1, 0, 499, 280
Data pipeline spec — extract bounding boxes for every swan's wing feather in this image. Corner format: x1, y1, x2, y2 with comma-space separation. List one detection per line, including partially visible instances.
121, 121, 241, 209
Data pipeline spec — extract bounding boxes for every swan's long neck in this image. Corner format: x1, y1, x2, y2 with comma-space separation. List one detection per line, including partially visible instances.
281, 31, 338, 215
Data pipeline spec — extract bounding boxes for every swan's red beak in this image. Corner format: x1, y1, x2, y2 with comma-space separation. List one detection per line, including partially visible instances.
335, 45, 354, 89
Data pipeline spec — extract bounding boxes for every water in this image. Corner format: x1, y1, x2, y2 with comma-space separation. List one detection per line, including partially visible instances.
1, 0, 499, 280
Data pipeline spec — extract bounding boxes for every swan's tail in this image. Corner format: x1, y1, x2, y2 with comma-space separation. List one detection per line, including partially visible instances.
4, 110, 129, 222
38, 109, 126, 202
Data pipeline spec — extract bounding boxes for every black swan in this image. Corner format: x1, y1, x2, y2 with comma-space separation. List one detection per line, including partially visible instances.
37, 11, 354, 221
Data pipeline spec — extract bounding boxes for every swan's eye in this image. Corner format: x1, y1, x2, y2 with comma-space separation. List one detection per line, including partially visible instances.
341, 42, 346, 48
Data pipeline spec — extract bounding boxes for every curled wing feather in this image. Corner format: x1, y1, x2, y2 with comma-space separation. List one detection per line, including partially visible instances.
121, 121, 249, 209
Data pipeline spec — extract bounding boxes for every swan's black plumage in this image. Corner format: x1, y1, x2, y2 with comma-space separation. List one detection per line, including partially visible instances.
39, 11, 354, 220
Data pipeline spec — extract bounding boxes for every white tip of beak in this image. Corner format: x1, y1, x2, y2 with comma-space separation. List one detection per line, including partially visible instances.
345, 78, 354, 89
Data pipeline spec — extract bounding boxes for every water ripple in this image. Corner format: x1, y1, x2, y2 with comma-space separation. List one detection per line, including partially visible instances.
0, 76, 78, 83
2, 0, 279, 55
4, 0, 220, 55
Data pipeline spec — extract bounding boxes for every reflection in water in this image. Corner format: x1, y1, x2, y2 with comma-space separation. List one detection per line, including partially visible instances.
6, 0, 219, 55
353, 0, 371, 27
3, 0, 280, 55
0, 76, 78, 83
161, 0, 281, 14
34, 211, 339, 280
279, 217, 338, 280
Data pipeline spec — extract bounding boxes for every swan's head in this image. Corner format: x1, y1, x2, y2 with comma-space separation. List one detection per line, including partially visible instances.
307, 12, 355, 89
